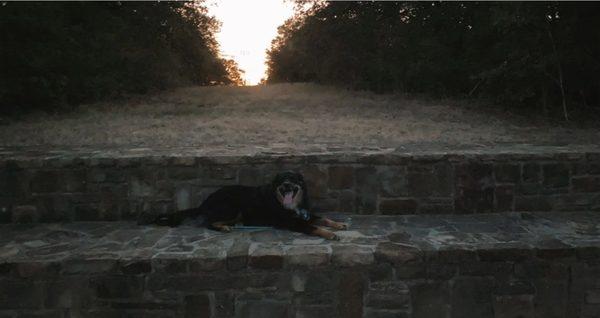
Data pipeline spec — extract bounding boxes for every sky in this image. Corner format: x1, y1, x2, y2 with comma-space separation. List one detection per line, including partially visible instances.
207, 0, 296, 85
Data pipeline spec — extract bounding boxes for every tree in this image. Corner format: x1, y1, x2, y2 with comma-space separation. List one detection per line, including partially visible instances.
0, 1, 242, 114
267, 1, 600, 119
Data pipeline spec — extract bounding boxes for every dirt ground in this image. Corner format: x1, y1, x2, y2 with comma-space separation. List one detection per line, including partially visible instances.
1, 83, 598, 150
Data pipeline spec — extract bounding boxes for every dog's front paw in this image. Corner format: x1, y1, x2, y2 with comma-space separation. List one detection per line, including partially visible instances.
333, 222, 348, 230
220, 225, 233, 233
329, 233, 340, 241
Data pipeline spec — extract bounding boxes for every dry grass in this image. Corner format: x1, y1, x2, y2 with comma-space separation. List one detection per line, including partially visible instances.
1, 83, 598, 149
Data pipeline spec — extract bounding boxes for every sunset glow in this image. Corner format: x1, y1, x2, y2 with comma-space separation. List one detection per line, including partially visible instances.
207, 0, 295, 85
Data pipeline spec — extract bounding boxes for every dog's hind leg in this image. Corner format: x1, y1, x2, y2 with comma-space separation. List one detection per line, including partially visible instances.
311, 217, 348, 230
209, 222, 233, 233
206, 211, 242, 233
310, 227, 340, 240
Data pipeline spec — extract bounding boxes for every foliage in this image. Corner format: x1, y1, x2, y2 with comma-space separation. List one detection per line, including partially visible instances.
0, 1, 244, 114
267, 2, 600, 119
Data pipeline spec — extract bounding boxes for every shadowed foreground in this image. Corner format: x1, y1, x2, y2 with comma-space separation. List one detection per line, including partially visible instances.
0, 212, 599, 317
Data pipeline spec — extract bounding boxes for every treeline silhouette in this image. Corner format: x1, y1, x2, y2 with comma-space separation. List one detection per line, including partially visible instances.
267, 2, 600, 120
1, 1, 243, 114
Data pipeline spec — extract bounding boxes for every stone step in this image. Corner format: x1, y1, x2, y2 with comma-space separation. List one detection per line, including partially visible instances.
1, 212, 599, 317
2, 146, 600, 223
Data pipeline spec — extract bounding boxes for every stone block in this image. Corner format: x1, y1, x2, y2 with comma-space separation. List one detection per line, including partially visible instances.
0, 165, 30, 197
172, 156, 196, 167
74, 204, 101, 221
301, 165, 328, 199
374, 242, 422, 265
337, 271, 364, 318
31, 170, 60, 193
573, 163, 600, 176
119, 260, 152, 275
435, 248, 478, 264
236, 300, 290, 318
454, 163, 494, 213
363, 308, 410, 318
153, 180, 174, 200
581, 305, 600, 318
331, 245, 374, 267
516, 182, 542, 195
189, 249, 227, 272
378, 199, 417, 215
63, 169, 87, 192
493, 294, 535, 318
368, 263, 394, 282
495, 185, 514, 212
477, 243, 534, 262
61, 259, 117, 274
14, 310, 63, 318
295, 305, 333, 318
495, 164, 521, 183
90, 275, 143, 299
514, 196, 552, 212
586, 290, 600, 304
227, 240, 250, 271
365, 281, 410, 310
175, 185, 192, 210
426, 262, 457, 279
530, 279, 569, 318
379, 166, 408, 197
238, 166, 263, 186
184, 294, 212, 318
451, 277, 494, 318
514, 261, 569, 281
407, 163, 453, 198
14, 261, 60, 278
12, 205, 39, 223
45, 277, 92, 309
543, 163, 570, 188
167, 167, 198, 180
522, 163, 541, 182
577, 246, 600, 261
337, 190, 355, 212
0, 280, 44, 309
130, 176, 154, 198
248, 244, 284, 269
355, 167, 379, 213
305, 270, 335, 293
535, 238, 575, 259
328, 166, 354, 189
410, 281, 450, 318
394, 263, 427, 279
494, 281, 535, 296
284, 245, 331, 267
573, 176, 600, 193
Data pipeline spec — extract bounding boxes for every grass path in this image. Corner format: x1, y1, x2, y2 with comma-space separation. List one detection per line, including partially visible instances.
1, 83, 598, 149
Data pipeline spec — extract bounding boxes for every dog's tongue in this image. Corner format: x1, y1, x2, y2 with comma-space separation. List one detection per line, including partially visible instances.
283, 192, 293, 206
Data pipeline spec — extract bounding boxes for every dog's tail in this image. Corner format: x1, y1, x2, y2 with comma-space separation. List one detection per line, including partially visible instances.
137, 206, 207, 227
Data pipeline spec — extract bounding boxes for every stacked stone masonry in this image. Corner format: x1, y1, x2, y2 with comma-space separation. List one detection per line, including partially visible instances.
1, 147, 600, 222
0, 212, 599, 317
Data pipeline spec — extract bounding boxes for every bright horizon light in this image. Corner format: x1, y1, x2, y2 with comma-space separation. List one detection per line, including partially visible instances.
207, 0, 296, 85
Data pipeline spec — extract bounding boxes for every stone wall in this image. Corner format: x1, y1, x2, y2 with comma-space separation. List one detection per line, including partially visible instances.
1, 151, 600, 222
2, 211, 600, 318
1, 230, 599, 318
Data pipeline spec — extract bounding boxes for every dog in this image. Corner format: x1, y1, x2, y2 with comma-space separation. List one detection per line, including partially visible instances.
138, 171, 347, 240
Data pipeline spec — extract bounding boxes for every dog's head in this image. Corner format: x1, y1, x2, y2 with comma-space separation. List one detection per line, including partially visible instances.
271, 171, 310, 213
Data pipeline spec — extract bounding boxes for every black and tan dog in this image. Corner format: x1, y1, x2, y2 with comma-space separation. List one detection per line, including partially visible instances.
138, 171, 347, 240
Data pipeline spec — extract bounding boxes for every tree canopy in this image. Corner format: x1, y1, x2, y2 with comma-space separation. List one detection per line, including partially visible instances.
267, 2, 600, 120
0, 1, 244, 114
